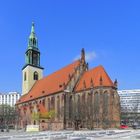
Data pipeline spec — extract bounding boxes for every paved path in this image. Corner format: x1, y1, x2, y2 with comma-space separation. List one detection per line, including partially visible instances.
0, 129, 139, 140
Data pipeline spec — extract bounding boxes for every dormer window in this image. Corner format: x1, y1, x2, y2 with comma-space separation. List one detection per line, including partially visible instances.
59, 84, 62, 88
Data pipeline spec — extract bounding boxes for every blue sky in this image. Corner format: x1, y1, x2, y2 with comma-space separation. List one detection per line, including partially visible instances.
0, 0, 140, 93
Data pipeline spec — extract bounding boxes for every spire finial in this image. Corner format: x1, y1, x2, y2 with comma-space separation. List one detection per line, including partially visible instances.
81, 48, 85, 59
28, 22, 38, 49
31, 22, 35, 33
114, 79, 118, 88
81, 48, 85, 64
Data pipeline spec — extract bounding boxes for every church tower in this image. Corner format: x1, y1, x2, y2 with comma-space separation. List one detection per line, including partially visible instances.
22, 23, 44, 95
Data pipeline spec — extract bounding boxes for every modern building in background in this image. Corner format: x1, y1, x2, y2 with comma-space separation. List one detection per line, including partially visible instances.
118, 90, 140, 125
0, 92, 20, 106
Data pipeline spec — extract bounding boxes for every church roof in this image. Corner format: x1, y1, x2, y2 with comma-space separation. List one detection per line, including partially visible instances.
17, 61, 115, 105
17, 60, 80, 104
75, 65, 114, 92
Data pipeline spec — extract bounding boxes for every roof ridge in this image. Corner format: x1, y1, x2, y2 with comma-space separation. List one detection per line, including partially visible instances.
74, 65, 102, 90
87, 65, 103, 72
75, 65, 114, 92
41, 60, 80, 81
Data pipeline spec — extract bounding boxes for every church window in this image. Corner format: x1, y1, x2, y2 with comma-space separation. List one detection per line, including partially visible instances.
42, 99, 45, 106
61, 94, 64, 102
42, 120, 45, 123
34, 71, 38, 80
75, 95, 80, 120
103, 92, 108, 115
102, 92, 109, 127
82, 94, 85, 104
87, 93, 92, 117
81, 94, 86, 119
69, 95, 73, 119
94, 92, 99, 120
51, 97, 55, 110
24, 72, 26, 81
57, 96, 60, 119
48, 98, 50, 111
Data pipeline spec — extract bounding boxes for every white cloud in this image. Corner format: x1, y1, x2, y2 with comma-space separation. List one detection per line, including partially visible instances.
85, 51, 97, 62
74, 51, 97, 62
73, 55, 81, 61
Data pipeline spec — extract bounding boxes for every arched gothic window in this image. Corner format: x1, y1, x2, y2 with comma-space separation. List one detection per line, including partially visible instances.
103, 91, 109, 115
69, 95, 73, 119
34, 71, 38, 80
94, 92, 99, 115
81, 94, 86, 119
82, 94, 85, 104
61, 94, 64, 118
87, 93, 92, 117
57, 96, 60, 119
48, 98, 50, 111
76, 95, 81, 120
94, 92, 100, 127
51, 97, 55, 110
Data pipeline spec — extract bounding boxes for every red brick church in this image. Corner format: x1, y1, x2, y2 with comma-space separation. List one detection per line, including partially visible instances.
16, 23, 120, 130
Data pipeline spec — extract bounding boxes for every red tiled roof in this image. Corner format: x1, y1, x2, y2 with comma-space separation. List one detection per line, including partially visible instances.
75, 65, 114, 92
17, 60, 80, 104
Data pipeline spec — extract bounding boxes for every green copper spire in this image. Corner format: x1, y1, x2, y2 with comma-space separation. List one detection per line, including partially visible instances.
24, 22, 41, 68
28, 22, 38, 50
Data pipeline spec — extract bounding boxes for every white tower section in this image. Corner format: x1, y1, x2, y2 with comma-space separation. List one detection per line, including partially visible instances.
22, 66, 43, 95
22, 23, 44, 95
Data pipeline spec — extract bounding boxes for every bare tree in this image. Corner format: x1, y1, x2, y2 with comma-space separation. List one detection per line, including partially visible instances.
0, 104, 19, 131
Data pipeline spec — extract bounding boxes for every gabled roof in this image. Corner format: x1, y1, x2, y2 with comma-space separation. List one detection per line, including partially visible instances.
17, 60, 80, 104
75, 65, 114, 92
